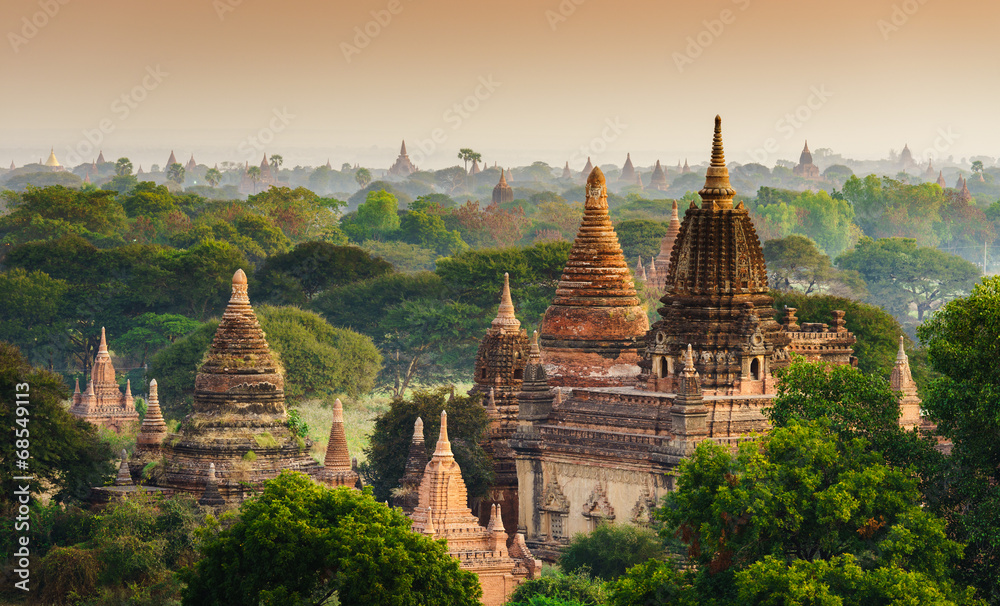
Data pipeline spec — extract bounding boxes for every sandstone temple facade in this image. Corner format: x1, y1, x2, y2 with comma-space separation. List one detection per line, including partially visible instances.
70, 327, 139, 431
389, 140, 417, 176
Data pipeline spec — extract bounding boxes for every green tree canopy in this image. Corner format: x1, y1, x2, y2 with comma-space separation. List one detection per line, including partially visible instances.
0, 186, 127, 244
837, 237, 981, 322
343, 189, 401, 242
614, 219, 667, 264
558, 523, 665, 581
361, 386, 493, 503
181, 471, 481, 606
255, 241, 393, 305
763, 235, 865, 297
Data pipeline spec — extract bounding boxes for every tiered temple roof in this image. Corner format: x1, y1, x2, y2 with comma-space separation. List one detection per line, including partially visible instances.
166, 150, 177, 167
579, 157, 593, 179
156, 269, 321, 501
69, 327, 139, 431
389, 140, 418, 176
561, 162, 572, 179
891, 337, 921, 431
393, 417, 427, 514
649, 160, 667, 191
792, 141, 820, 179
539, 167, 649, 387
937, 170, 947, 187
317, 398, 359, 488
642, 116, 789, 395
650, 200, 681, 289
408, 410, 540, 606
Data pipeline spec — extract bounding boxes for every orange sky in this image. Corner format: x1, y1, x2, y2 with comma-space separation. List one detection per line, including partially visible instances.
1, 0, 996, 170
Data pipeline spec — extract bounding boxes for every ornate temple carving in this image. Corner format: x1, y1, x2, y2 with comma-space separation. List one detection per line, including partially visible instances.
69, 327, 139, 432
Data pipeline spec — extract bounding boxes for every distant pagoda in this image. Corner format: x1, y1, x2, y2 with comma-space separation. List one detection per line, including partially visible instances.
492, 169, 514, 204
792, 141, 820, 179
619, 153, 636, 182
648, 160, 667, 191
389, 140, 417, 176
69, 327, 139, 432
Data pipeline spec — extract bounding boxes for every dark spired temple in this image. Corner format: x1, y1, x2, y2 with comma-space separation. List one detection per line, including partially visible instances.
509, 117, 876, 561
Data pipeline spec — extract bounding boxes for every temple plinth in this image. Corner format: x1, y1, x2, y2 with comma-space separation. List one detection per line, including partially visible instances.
539, 167, 649, 387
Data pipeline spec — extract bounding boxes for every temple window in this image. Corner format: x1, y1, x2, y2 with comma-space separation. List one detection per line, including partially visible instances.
750, 358, 760, 380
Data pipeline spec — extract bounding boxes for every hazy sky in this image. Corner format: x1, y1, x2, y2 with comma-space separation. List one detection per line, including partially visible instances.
1, 0, 996, 170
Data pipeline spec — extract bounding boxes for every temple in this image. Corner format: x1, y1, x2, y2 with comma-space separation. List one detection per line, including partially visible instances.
561, 162, 572, 179
648, 160, 667, 191
238, 154, 280, 195
166, 150, 178, 167
316, 398, 360, 488
492, 169, 514, 204
537, 166, 649, 388
150, 269, 323, 501
470, 273, 530, 536
510, 116, 893, 561
579, 157, 594, 179
937, 170, 947, 188
389, 140, 417, 176
649, 200, 681, 289
69, 327, 140, 431
619, 153, 636, 182
408, 410, 540, 606
899, 143, 915, 170
186, 154, 197, 172
792, 141, 820, 179
44, 148, 63, 171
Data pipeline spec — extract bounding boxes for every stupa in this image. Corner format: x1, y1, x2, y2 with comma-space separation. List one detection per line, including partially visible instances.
619, 153, 636, 182
561, 162, 572, 179
579, 157, 593, 179
792, 141, 820, 179
166, 150, 178, 167
316, 398, 359, 488
891, 337, 921, 431
648, 160, 667, 190
96, 150, 106, 164
470, 273, 529, 535
538, 167, 649, 387
389, 140, 417, 176
155, 269, 322, 501
408, 410, 540, 606
650, 200, 681, 289
492, 169, 514, 204
69, 327, 139, 431
392, 417, 427, 514
937, 170, 946, 188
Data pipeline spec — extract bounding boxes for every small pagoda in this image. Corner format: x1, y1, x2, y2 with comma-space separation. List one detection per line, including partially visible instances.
492, 170, 514, 204
619, 153, 636, 182
648, 160, 668, 190
69, 327, 139, 432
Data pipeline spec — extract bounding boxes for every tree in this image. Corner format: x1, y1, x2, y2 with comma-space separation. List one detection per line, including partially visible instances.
453, 200, 530, 248
247, 186, 346, 243
972, 160, 984, 175
255, 241, 392, 305
147, 321, 215, 418
342, 189, 400, 242
769, 359, 941, 477
362, 387, 494, 503
204, 167, 222, 188
398, 210, 468, 256
457, 148, 479, 173
918, 276, 1000, 603
558, 523, 665, 581
763, 235, 865, 297
114, 157, 133, 177
0, 269, 70, 368
361, 241, 437, 273
269, 154, 283, 172
167, 163, 185, 185
507, 570, 608, 606
0, 343, 114, 504
181, 471, 481, 606
247, 165, 261, 193
0, 185, 127, 244
837, 237, 981, 322
354, 167, 372, 188
652, 420, 978, 605
615, 219, 667, 263
120, 181, 178, 219
112, 312, 202, 367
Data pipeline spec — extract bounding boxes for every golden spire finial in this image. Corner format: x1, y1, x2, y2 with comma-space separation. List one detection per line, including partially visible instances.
699, 115, 736, 210
433, 409, 453, 457
99, 326, 108, 354
492, 272, 521, 331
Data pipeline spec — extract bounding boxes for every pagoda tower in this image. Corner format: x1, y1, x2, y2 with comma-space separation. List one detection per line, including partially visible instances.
186, 154, 197, 172
389, 140, 417, 176
959, 177, 973, 203
393, 417, 427, 514
890, 337, 922, 431
924, 159, 936, 179
561, 162, 572, 179
469, 158, 482, 176
641, 116, 790, 395
96, 150, 106, 164
538, 167, 649, 387
681, 158, 691, 174
649, 160, 668, 191
316, 398, 359, 488
792, 141, 820, 179
408, 410, 540, 606
44, 148, 62, 171
650, 200, 682, 289
937, 171, 946, 188
492, 170, 514, 204
579, 157, 593, 179
470, 273, 529, 536
69, 327, 139, 431
156, 269, 321, 501
619, 153, 636, 182
166, 150, 177, 167
900, 144, 915, 169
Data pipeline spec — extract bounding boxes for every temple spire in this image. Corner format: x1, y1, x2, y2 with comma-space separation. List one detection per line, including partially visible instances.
492, 272, 521, 331
230, 268, 249, 303
433, 409, 453, 457
698, 116, 736, 210
99, 326, 108, 354
115, 449, 133, 486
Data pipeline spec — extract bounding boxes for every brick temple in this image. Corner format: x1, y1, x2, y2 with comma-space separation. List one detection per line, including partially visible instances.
69, 327, 139, 432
